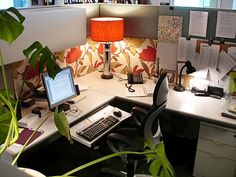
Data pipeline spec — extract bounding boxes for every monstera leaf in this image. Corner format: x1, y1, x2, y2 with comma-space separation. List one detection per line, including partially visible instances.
144, 140, 174, 177
23, 41, 61, 79
0, 7, 25, 44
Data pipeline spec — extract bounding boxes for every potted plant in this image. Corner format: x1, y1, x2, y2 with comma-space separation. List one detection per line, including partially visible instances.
0, 7, 72, 164
0, 7, 174, 177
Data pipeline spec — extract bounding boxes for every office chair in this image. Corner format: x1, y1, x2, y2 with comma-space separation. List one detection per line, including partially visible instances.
101, 72, 168, 177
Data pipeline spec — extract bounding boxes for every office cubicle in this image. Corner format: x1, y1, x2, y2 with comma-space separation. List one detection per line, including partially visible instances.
68, 3, 236, 43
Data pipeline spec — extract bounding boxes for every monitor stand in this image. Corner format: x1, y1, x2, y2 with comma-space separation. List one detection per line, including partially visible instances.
51, 103, 70, 112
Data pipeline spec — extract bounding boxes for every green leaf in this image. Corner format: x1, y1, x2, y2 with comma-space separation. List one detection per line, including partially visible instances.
0, 108, 11, 144
0, 89, 15, 105
144, 149, 156, 162
149, 159, 162, 177
23, 41, 61, 79
23, 41, 43, 68
144, 141, 175, 177
0, 7, 25, 45
54, 109, 73, 144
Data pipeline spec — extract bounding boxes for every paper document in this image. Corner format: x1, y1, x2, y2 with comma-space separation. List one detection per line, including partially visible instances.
216, 51, 236, 79
198, 44, 220, 70
125, 86, 147, 97
125, 83, 155, 97
189, 11, 208, 37
228, 46, 236, 60
177, 37, 197, 62
158, 41, 178, 70
216, 11, 236, 39
208, 51, 236, 82
77, 82, 89, 91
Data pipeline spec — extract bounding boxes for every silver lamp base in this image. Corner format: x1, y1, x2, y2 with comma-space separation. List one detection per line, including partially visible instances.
101, 43, 113, 79
101, 73, 113, 79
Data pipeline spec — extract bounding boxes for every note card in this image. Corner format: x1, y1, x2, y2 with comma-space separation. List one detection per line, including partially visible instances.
189, 11, 208, 37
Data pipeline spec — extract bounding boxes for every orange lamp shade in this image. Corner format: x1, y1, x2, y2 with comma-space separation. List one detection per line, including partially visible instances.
91, 17, 124, 42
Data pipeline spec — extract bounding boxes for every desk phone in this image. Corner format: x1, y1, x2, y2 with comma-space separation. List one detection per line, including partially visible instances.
127, 72, 143, 84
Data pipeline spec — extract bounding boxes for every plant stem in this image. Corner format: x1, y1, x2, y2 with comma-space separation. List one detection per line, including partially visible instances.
0, 50, 9, 100
62, 150, 154, 176
0, 61, 33, 156
11, 112, 53, 166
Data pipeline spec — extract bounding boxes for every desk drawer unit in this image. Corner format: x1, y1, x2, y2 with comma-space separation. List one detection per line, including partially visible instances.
193, 122, 236, 177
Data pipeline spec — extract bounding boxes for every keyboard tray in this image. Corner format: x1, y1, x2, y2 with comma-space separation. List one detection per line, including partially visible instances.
76, 116, 119, 141
70, 105, 131, 147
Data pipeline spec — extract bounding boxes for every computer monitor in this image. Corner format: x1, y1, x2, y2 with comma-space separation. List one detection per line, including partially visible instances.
42, 66, 77, 112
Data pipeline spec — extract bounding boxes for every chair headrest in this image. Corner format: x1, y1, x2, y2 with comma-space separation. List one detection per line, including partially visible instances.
153, 72, 168, 107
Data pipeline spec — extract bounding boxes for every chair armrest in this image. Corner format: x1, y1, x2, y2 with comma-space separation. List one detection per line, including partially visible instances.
107, 132, 135, 147
131, 106, 148, 127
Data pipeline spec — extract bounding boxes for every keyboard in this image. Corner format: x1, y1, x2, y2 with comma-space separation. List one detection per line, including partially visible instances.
76, 115, 119, 141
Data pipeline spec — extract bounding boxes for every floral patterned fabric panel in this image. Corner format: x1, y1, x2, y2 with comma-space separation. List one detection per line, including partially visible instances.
12, 37, 157, 99
12, 60, 42, 99
158, 15, 183, 42
58, 37, 158, 79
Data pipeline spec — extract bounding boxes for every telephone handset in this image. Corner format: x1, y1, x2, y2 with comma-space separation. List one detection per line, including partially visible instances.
127, 72, 144, 84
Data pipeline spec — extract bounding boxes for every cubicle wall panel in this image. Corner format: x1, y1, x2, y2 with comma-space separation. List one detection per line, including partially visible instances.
159, 6, 236, 43
70, 4, 100, 36
0, 7, 87, 65
100, 4, 159, 39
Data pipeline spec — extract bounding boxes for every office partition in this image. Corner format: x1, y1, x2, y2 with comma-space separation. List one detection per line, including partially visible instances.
0, 6, 86, 65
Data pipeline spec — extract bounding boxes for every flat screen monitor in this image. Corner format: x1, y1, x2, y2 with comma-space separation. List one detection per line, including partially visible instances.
42, 67, 77, 111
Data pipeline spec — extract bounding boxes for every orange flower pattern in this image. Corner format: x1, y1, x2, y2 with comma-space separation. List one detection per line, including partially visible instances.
139, 46, 156, 62
66, 47, 83, 64
22, 61, 40, 80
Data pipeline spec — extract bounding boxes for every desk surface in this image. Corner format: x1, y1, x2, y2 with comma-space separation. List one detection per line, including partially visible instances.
76, 71, 236, 129
7, 71, 236, 155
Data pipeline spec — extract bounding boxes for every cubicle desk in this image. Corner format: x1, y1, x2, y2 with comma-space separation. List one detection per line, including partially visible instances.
8, 71, 236, 150
6, 71, 236, 176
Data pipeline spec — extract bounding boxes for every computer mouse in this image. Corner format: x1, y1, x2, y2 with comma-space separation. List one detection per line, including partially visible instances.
113, 110, 122, 117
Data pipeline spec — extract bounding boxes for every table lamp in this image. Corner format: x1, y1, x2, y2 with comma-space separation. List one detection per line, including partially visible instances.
91, 17, 124, 79
174, 61, 196, 92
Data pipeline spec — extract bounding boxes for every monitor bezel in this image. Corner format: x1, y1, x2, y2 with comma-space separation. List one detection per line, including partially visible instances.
42, 66, 77, 110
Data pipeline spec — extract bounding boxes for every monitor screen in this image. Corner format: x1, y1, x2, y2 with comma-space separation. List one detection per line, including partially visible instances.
42, 67, 77, 111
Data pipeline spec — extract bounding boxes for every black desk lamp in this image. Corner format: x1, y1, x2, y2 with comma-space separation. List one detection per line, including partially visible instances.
174, 61, 196, 92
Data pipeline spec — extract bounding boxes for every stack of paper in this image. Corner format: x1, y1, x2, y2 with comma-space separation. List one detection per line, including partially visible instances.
125, 84, 155, 97
18, 113, 39, 128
